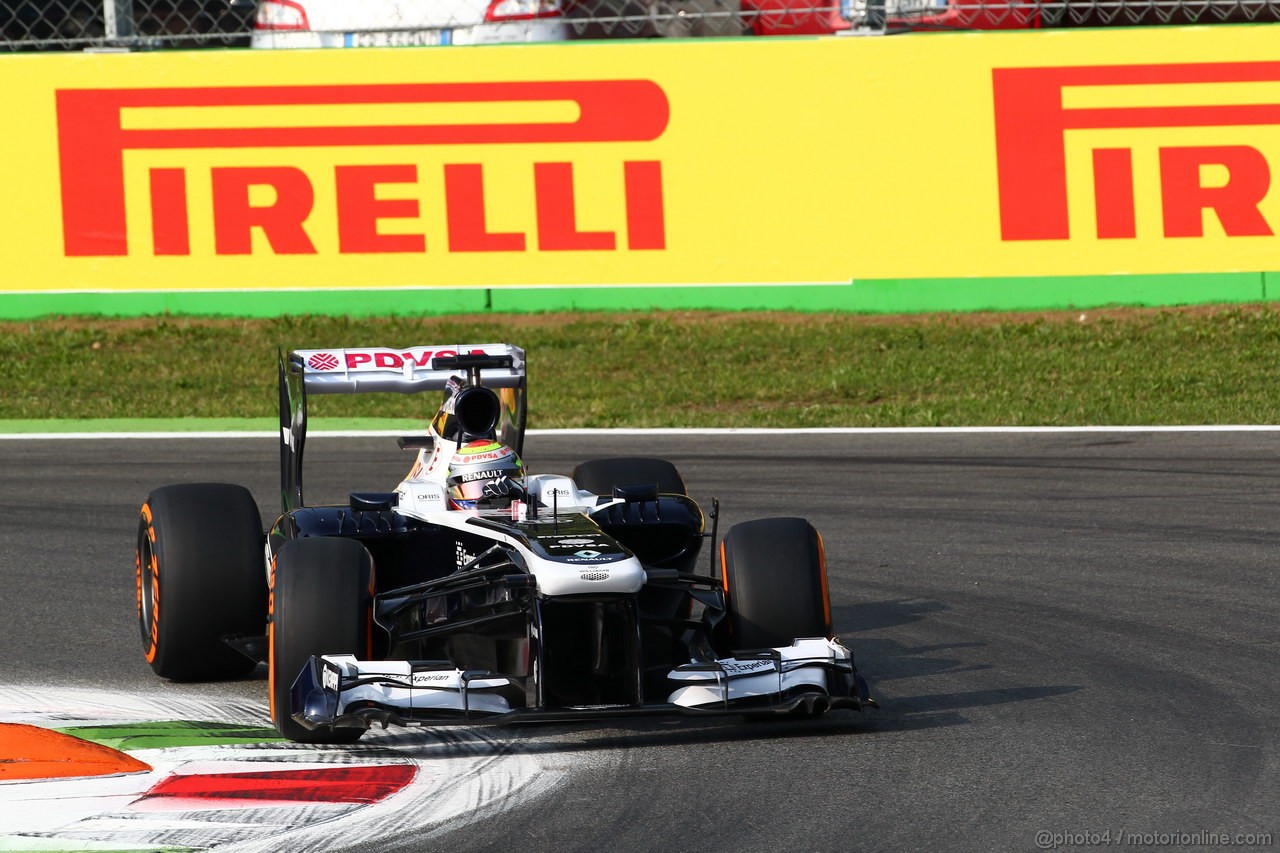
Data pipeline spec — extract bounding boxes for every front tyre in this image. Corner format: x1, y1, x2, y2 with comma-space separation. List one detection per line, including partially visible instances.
719, 517, 831, 652
269, 537, 372, 744
136, 483, 265, 681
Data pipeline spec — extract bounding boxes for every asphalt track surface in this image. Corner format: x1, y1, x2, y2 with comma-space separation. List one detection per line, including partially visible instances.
3, 432, 1278, 852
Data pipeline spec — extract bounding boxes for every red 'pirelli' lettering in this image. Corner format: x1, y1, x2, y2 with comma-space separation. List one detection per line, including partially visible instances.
212, 167, 317, 255
335, 164, 425, 254
55, 81, 669, 257
1092, 149, 1136, 240
535, 162, 615, 251
445, 164, 525, 253
1159, 145, 1273, 237
624, 160, 665, 250
149, 168, 190, 256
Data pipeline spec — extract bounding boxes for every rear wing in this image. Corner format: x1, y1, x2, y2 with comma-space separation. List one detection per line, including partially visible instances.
278, 344, 527, 513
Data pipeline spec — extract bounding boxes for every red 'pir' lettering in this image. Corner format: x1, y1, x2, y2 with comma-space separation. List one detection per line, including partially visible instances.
992, 62, 1280, 240
1092, 145, 1275, 238
55, 81, 670, 257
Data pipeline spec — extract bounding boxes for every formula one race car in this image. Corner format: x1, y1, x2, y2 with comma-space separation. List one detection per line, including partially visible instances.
135, 343, 874, 742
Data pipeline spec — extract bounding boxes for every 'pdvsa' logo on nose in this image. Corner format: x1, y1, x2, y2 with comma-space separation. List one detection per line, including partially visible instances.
55, 80, 670, 258
993, 61, 1280, 241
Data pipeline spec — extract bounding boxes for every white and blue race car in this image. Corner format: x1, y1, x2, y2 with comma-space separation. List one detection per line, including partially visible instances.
135, 343, 874, 743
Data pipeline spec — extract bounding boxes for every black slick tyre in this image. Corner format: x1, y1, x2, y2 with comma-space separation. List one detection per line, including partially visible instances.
136, 483, 265, 681
719, 517, 831, 651
571, 457, 687, 496
269, 537, 372, 744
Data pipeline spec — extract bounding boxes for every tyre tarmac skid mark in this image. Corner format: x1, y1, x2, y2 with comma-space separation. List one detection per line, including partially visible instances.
0, 686, 569, 852
0, 724, 151, 781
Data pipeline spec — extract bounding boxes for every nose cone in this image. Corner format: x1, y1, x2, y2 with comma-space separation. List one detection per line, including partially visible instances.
525, 553, 646, 596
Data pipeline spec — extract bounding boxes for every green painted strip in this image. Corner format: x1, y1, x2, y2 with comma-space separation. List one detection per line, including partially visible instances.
0, 840, 194, 845
0, 841, 196, 853
0, 288, 490, 319
55, 721, 284, 751
487, 284, 856, 312
0, 418, 421, 433
844, 272, 1266, 313
1, 272, 1274, 318
1263, 271, 1280, 299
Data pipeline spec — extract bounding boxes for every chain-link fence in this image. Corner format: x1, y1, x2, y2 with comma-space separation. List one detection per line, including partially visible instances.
4, 0, 1280, 51
1, 1, 255, 49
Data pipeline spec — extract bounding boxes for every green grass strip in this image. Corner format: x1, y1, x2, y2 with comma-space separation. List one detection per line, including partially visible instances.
6, 306, 1280, 427
0, 843, 195, 853
55, 721, 284, 751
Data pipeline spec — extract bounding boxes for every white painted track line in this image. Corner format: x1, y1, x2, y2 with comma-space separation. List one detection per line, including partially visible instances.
2, 425, 1280, 440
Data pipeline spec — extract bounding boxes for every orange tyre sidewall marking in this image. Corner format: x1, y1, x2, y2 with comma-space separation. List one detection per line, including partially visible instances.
135, 503, 149, 623
134, 549, 142, 622
815, 529, 832, 637
719, 540, 731, 642
144, 554, 160, 664
139, 503, 160, 664
719, 541, 728, 595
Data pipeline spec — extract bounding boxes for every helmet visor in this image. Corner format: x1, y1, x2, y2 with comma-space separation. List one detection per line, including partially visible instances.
450, 477, 496, 502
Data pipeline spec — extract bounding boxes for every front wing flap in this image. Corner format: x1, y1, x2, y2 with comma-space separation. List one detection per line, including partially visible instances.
289, 638, 874, 733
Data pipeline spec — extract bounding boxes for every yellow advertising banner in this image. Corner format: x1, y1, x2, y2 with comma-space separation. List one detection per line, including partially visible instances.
7, 27, 1280, 292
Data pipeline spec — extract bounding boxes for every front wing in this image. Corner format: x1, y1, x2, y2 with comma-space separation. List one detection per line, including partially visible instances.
290, 638, 875, 731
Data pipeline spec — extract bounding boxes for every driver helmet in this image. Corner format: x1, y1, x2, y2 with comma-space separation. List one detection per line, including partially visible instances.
445, 440, 525, 510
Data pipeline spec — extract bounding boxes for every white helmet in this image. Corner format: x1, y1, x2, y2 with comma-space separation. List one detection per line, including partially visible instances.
445, 440, 525, 510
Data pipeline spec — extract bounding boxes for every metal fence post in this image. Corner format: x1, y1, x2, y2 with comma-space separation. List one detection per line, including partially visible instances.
104, 0, 136, 41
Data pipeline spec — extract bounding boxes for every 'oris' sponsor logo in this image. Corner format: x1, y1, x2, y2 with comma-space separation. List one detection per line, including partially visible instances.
322, 665, 341, 691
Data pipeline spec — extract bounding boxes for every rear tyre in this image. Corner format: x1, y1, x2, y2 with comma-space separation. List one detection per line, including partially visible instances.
720, 517, 831, 651
269, 537, 372, 744
571, 457, 687, 496
136, 483, 265, 681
